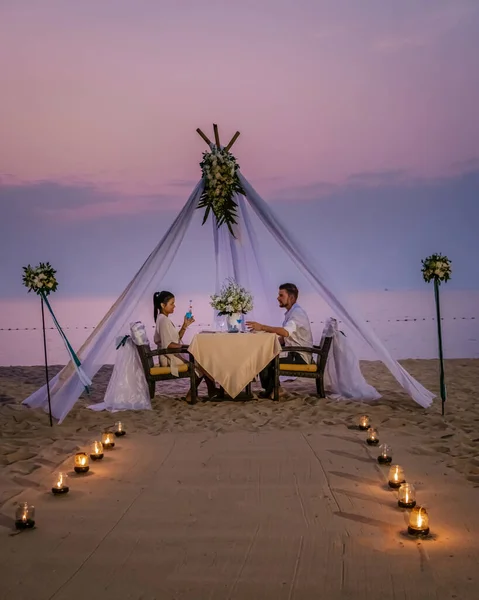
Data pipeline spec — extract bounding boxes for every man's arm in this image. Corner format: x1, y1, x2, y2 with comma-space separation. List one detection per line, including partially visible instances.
246, 321, 290, 337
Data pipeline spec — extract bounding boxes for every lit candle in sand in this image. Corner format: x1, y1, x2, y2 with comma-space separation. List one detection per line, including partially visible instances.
90, 441, 104, 461
15, 502, 35, 529
398, 483, 416, 508
114, 421, 126, 437
377, 443, 392, 465
366, 427, 379, 446
102, 431, 115, 449
408, 506, 430, 536
358, 415, 370, 431
52, 472, 69, 495
388, 464, 405, 488
74, 452, 90, 474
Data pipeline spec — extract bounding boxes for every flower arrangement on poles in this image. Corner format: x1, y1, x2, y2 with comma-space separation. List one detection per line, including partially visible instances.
421, 253, 452, 416
197, 146, 245, 236
22, 262, 91, 425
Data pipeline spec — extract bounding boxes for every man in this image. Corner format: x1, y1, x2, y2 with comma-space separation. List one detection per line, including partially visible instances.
246, 283, 313, 398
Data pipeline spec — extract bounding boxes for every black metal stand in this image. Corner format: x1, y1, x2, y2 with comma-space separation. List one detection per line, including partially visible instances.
434, 278, 446, 416
41, 296, 53, 427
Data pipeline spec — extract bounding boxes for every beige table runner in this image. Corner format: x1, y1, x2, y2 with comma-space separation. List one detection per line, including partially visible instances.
188, 332, 282, 398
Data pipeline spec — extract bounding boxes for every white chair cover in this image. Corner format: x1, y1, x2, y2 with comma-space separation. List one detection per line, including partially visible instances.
322, 318, 381, 400
88, 322, 151, 413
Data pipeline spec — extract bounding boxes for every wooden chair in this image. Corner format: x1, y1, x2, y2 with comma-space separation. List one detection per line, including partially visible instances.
273, 336, 333, 401
135, 344, 197, 401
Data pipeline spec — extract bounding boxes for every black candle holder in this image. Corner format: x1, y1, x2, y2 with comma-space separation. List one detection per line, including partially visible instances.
74, 465, 89, 474
367, 438, 379, 446
399, 499, 416, 509
388, 480, 405, 489
15, 519, 35, 530
114, 431, 126, 438
378, 455, 392, 464
408, 525, 429, 537
52, 486, 69, 495
90, 453, 104, 461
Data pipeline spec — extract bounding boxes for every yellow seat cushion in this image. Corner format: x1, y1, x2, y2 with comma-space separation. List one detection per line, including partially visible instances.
279, 363, 318, 373
150, 365, 189, 376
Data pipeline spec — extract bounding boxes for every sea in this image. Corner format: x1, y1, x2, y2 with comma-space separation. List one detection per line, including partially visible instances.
0, 290, 478, 367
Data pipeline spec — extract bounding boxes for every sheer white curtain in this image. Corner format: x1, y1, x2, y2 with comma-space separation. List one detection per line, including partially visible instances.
23, 174, 434, 423
239, 173, 434, 408
23, 183, 203, 423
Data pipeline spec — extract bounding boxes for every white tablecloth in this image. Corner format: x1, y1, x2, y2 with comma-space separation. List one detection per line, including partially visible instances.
188, 332, 282, 398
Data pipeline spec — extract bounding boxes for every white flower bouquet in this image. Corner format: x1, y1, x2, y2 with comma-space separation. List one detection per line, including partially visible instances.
197, 147, 245, 236
421, 253, 452, 284
210, 279, 254, 316
22, 262, 58, 296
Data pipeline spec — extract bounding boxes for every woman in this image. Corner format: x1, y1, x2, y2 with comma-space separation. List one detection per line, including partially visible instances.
153, 291, 217, 402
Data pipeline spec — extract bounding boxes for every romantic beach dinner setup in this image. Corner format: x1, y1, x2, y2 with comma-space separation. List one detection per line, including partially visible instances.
1, 124, 478, 599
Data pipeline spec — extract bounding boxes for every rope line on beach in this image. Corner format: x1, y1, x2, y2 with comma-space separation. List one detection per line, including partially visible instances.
0, 316, 476, 332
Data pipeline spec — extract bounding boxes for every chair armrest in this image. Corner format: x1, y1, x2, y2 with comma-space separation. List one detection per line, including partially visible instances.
146, 346, 190, 358
280, 345, 322, 355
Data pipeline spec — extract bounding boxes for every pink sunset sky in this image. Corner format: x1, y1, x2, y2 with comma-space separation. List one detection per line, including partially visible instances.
1, 0, 479, 295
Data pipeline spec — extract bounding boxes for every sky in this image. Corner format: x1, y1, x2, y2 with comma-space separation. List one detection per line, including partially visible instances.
1, 0, 479, 299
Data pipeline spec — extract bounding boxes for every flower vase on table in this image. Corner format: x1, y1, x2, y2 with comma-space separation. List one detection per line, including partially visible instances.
227, 313, 242, 333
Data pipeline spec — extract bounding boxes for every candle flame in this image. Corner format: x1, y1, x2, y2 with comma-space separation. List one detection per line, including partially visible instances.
405, 491, 409, 502
56, 474, 63, 488
80, 457, 86, 465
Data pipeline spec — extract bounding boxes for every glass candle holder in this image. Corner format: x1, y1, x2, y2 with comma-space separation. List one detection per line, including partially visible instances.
90, 441, 104, 461
366, 427, 379, 445
15, 502, 35, 529
408, 506, 430, 536
102, 431, 115, 449
388, 464, 406, 488
114, 421, 126, 437
74, 452, 90, 473
358, 415, 370, 430
398, 483, 416, 508
52, 472, 69, 495
377, 443, 392, 464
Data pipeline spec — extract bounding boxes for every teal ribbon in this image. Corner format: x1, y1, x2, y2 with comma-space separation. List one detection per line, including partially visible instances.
116, 335, 130, 349
40, 292, 92, 394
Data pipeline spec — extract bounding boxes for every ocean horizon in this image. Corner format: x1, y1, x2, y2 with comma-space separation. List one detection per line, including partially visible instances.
1, 289, 477, 367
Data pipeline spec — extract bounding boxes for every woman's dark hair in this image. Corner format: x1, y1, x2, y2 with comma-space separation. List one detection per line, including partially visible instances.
153, 291, 174, 321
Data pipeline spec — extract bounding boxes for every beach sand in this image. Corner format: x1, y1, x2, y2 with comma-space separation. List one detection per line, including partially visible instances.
1, 359, 479, 598
1, 359, 478, 507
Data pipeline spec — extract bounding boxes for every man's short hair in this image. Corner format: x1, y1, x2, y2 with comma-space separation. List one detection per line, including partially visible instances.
279, 283, 298, 300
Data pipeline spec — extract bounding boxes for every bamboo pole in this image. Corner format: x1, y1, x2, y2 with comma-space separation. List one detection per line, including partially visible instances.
213, 123, 221, 149
434, 278, 447, 416
225, 131, 241, 152
196, 128, 212, 146
41, 296, 53, 427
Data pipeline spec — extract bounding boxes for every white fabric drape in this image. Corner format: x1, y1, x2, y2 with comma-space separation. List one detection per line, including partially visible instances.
322, 318, 381, 400
23, 183, 203, 423
239, 173, 434, 408
23, 173, 434, 422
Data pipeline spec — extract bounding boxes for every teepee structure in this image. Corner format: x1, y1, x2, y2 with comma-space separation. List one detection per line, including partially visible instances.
24, 125, 435, 423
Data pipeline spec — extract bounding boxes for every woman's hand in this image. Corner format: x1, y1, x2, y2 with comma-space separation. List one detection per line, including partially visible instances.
183, 315, 195, 329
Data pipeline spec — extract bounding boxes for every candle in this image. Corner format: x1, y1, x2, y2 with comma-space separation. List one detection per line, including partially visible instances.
377, 443, 392, 464
52, 472, 69, 495
408, 506, 430, 536
102, 431, 115, 449
114, 421, 126, 437
366, 427, 379, 445
358, 415, 370, 431
15, 502, 35, 530
90, 441, 104, 461
398, 483, 416, 508
74, 452, 90, 474
388, 464, 406, 488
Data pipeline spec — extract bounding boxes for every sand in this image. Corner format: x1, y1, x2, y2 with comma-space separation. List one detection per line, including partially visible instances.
1, 360, 478, 598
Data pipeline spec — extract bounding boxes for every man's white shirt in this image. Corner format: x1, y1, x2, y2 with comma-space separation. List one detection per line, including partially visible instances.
281, 303, 314, 363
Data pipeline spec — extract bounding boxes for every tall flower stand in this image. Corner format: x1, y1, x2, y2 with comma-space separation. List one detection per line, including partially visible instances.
40, 295, 54, 427
434, 279, 447, 416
